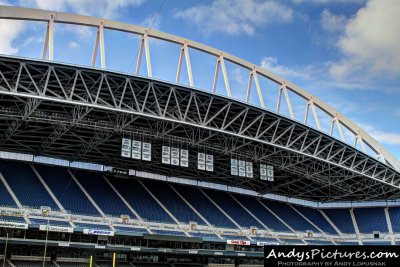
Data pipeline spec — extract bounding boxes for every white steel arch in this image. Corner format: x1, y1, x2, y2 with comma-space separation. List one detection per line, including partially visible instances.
0, 5, 399, 172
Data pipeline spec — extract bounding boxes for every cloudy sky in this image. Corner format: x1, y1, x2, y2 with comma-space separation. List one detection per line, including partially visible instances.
0, 0, 399, 161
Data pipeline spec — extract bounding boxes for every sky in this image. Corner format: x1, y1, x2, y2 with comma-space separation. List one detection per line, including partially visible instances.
0, 0, 399, 162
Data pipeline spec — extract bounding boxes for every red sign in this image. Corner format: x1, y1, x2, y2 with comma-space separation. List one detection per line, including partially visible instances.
227, 240, 250, 246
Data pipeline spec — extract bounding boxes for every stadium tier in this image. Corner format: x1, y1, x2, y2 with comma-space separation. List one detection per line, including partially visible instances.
0, 159, 398, 248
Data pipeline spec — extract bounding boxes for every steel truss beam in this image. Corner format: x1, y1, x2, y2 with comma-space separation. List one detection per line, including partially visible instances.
0, 57, 399, 202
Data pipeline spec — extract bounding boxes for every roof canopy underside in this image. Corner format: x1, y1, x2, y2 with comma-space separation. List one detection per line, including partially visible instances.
0, 56, 399, 202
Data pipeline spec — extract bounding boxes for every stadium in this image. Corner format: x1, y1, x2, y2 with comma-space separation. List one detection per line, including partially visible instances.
0, 4, 400, 267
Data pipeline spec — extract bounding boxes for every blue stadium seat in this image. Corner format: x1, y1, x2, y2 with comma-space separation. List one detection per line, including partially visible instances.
388, 207, 400, 233
251, 237, 280, 243
294, 206, 338, 235
261, 199, 319, 233
233, 194, 292, 232
74, 223, 111, 231
220, 235, 249, 241
142, 180, 206, 224
35, 165, 100, 216
189, 232, 220, 239
204, 189, 264, 229
279, 238, 304, 244
109, 178, 174, 223
114, 226, 149, 235
29, 218, 71, 227
172, 184, 237, 229
323, 209, 355, 234
0, 161, 58, 209
151, 229, 187, 236
0, 215, 26, 223
304, 240, 334, 245
0, 177, 17, 208
73, 170, 135, 218
353, 208, 388, 233
362, 241, 391, 245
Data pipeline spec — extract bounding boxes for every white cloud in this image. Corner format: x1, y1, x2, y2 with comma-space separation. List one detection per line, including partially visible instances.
68, 41, 80, 49
173, 0, 293, 36
329, 0, 400, 80
361, 124, 400, 146
21, 0, 144, 19
0, 1, 25, 55
0, 0, 145, 55
320, 9, 347, 32
293, 0, 366, 4
260, 57, 315, 80
0, 19, 25, 55
140, 13, 162, 29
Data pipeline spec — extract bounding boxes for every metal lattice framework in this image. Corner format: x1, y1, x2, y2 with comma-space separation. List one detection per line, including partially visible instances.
0, 5, 399, 202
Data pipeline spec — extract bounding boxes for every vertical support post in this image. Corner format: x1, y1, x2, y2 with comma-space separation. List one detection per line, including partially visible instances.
310, 101, 321, 130
42, 15, 54, 60
90, 255, 93, 267
48, 15, 54, 61
135, 36, 144, 75
253, 70, 265, 109
276, 86, 283, 113
112, 252, 116, 267
99, 21, 106, 69
283, 85, 294, 119
246, 70, 253, 103
304, 101, 310, 124
212, 57, 220, 93
42, 24, 49, 60
143, 33, 152, 77
183, 42, 194, 87
219, 54, 231, 97
176, 46, 184, 83
329, 118, 335, 136
91, 28, 100, 67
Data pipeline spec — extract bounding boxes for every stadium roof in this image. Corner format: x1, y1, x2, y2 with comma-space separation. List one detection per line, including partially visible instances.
0, 6, 399, 202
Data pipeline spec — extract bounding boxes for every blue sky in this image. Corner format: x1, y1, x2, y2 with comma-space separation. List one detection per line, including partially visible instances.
0, 0, 399, 162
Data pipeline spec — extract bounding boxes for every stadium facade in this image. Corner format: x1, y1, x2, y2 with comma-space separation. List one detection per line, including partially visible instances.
0, 5, 400, 267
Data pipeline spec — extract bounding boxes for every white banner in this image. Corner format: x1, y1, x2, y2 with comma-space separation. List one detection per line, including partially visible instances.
142, 142, 151, 161
246, 162, 253, 178
162, 146, 171, 164
0, 221, 28, 229
267, 165, 274, 181
227, 240, 250, 246
206, 154, 213, 172
260, 164, 267, 180
198, 153, 205, 170
121, 138, 132, 158
257, 241, 279, 246
39, 225, 74, 233
171, 147, 180, 166
83, 229, 114, 236
231, 159, 238, 176
180, 149, 189, 167
131, 140, 142, 159
238, 160, 246, 177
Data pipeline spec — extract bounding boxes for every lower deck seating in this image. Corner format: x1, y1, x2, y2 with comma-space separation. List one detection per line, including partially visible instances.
11, 261, 57, 267
114, 226, 149, 235
0, 215, 26, 223
29, 218, 71, 227
57, 263, 89, 267
151, 229, 187, 236
73, 223, 111, 231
